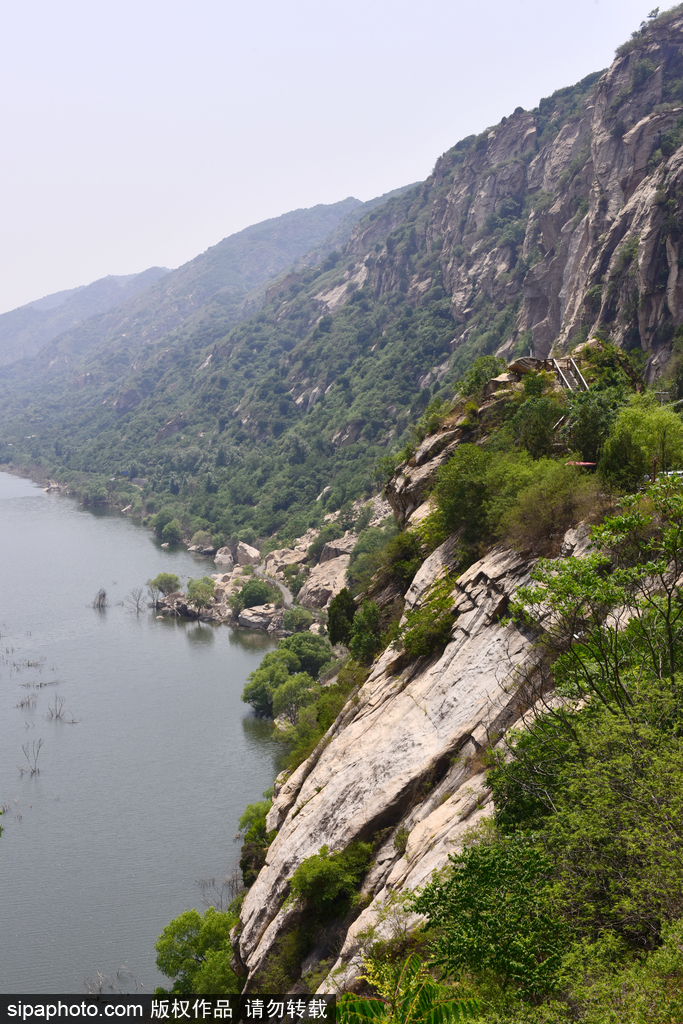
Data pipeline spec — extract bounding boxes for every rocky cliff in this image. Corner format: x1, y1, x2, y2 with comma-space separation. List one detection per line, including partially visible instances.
277, 7, 683, 389
232, 426, 592, 991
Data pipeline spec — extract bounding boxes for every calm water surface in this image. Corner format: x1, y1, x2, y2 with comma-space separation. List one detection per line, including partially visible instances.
0, 473, 278, 993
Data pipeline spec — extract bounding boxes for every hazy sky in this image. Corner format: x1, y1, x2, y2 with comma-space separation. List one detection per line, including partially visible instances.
0, 0, 662, 312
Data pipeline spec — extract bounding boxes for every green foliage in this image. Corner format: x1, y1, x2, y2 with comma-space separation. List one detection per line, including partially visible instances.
347, 520, 400, 595
186, 576, 215, 612
277, 632, 332, 676
155, 907, 239, 995
288, 841, 372, 921
328, 587, 357, 646
508, 395, 565, 459
349, 600, 383, 663
272, 672, 319, 726
149, 572, 181, 596
457, 356, 506, 402
409, 835, 568, 1002
599, 394, 683, 490
399, 576, 456, 658
283, 607, 314, 632
242, 648, 301, 716
239, 578, 281, 609
190, 530, 213, 547
564, 386, 626, 462
161, 518, 183, 544
338, 953, 479, 1024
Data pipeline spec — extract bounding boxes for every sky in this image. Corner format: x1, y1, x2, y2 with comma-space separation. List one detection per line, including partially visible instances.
0, 0, 666, 313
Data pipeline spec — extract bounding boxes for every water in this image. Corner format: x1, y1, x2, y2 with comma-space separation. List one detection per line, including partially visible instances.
0, 473, 279, 993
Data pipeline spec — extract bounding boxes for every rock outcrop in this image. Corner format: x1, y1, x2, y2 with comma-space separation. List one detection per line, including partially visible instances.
296, 555, 351, 608
234, 518, 592, 989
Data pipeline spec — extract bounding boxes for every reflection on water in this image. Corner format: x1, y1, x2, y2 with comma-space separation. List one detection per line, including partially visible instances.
0, 472, 278, 994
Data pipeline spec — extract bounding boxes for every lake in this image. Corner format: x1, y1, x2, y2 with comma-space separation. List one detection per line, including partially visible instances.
0, 472, 279, 993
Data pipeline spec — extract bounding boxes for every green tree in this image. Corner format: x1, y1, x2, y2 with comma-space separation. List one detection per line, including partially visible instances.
148, 572, 181, 596
338, 953, 478, 1024
278, 633, 332, 676
288, 841, 372, 921
409, 836, 568, 1002
161, 518, 183, 544
328, 587, 357, 645
272, 672, 318, 725
155, 906, 239, 994
186, 576, 216, 613
282, 607, 314, 633
599, 394, 683, 490
242, 649, 301, 716
349, 600, 383, 663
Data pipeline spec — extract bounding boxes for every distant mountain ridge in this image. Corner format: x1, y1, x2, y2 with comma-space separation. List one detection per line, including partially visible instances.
2, 191, 409, 374
0, 267, 170, 367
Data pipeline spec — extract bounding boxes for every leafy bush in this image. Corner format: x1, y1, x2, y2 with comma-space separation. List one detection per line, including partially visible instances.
599, 394, 683, 490
242, 648, 301, 716
328, 587, 357, 645
278, 633, 332, 676
409, 834, 567, 1002
161, 518, 183, 544
499, 462, 602, 555
283, 607, 314, 632
190, 530, 213, 547
289, 841, 373, 921
148, 572, 181, 596
457, 355, 506, 402
272, 672, 319, 725
186, 576, 215, 611
399, 576, 455, 657
155, 907, 240, 994
230, 577, 281, 613
349, 600, 383, 663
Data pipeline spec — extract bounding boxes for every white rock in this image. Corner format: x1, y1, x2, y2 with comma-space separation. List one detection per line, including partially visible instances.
237, 542, 261, 566
297, 555, 350, 608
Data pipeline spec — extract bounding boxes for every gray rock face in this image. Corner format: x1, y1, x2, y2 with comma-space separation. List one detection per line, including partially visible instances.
237, 542, 261, 567
296, 555, 350, 608
214, 547, 235, 568
236, 536, 540, 986
318, 532, 357, 563
238, 603, 279, 630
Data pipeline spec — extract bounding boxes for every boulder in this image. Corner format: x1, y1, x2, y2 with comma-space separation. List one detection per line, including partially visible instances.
238, 604, 278, 630
318, 532, 357, 563
237, 542, 261, 566
214, 547, 235, 568
297, 555, 350, 608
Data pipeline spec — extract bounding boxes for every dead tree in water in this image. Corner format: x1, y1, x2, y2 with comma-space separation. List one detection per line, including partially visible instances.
19, 738, 43, 775
92, 588, 108, 610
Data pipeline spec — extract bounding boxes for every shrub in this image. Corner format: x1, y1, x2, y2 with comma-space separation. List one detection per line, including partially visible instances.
230, 577, 281, 613
328, 588, 357, 645
457, 355, 506, 401
283, 608, 314, 633
349, 600, 383, 663
289, 841, 373, 921
161, 518, 183, 544
499, 463, 602, 555
186, 576, 215, 611
155, 907, 239, 995
599, 395, 683, 491
148, 573, 181, 596
190, 530, 213, 547
399, 576, 455, 658
278, 633, 332, 676
272, 672, 319, 726
242, 649, 301, 716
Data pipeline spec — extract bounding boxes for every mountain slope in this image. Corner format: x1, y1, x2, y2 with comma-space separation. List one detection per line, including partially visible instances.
0, 267, 170, 367
2, 7, 683, 548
